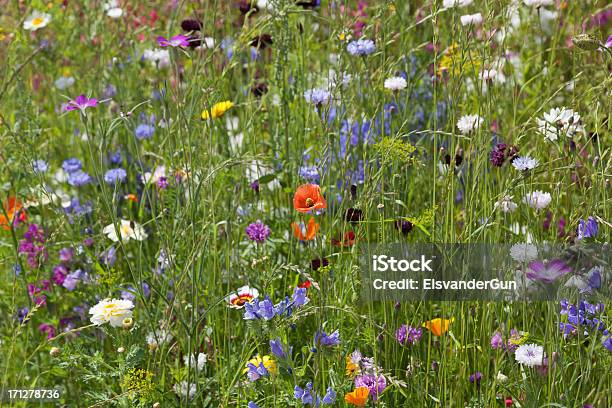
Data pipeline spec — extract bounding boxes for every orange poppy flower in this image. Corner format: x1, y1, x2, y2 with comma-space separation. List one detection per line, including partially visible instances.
423, 317, 454, 336
0, 197, 25, 230
345, 386, 369, 407
293, 184, 326, 213
291, 217, 319, 241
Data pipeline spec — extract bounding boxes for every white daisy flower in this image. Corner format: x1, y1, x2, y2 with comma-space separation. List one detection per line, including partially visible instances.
103, 220, 148, 242
456, 114, 484, 135
384, 76, 408, 91
89, 298, 134, 327
514, 343, 545, 367
522, 190, 552, 210
104, 0, 123, 18
23, 11, 52, 31
460, 13, 483, 26
512, 156, 538, 171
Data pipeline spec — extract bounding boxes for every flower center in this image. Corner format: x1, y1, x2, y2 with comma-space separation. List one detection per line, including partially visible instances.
305, 197, 314, 207
32, 17, 44, 26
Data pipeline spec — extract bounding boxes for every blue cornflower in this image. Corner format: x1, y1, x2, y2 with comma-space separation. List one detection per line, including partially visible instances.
67, 170, 92, 186
32, 160, 49, 174
104, 168, 127, 185
299, 165, 320, 183
135, 123, 155, 140
304, 88, 331, 105
347, 39, 375, 56
62, 157, 82, 173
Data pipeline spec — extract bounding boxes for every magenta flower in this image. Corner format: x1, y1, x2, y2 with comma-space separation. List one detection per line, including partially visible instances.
157, 35, 190, 47
65, 95, 98, 112
526, 259, 572, 284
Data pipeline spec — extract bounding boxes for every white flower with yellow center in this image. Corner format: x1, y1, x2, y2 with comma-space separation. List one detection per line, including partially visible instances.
23, 11, 52, 31
89, 298, 134, 327
103, 219, 148, 242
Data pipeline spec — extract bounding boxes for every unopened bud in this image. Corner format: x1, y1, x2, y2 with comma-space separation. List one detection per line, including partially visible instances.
122, 317, 134, 330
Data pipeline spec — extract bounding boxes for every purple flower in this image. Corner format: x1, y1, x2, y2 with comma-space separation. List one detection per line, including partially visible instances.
347, 39, 375, 56
489, 143, 507, 167
18, 224, 47, 269
294, 383, 314, 404
603, 337, 612, 352
104, 168, 127, 185
247, 403, 260, 408
526, 259, 572, 283
292, 287, 309, 307
315, 329, 341, 347
100, 246, 117, 266
67, 170, 92, 186
38, 323, 56, 339
577, 216, 598, 240
157, 34, 190, 47
62, 271, 81, 291
606, 35, 612, 48
52, 265, 68, 285
294, 382, 336, 406
246, 362, 269, 382
59, 247, 74, 263
270, 338, 288, 358
65, 95, 98, 112
469, 372, 482, 386
491, 331, 504, 349
245, 220, 271, 242
395, 324, 423, 346
354, 374, 386, 401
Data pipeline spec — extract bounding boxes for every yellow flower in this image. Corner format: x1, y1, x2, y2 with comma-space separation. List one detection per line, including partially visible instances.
345, 356, 359, 377
243, 355, 277, 375
437, 43, 481, 78
201, 101, 233, 120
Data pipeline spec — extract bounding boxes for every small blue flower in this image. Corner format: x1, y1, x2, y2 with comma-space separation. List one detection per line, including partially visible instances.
135, 123, 155, 140
67, 170, 92, 186
32, 160, 49, 174
304, 88, 331, 105
270, 338, 290, 358
104, 168, 127, 185
292, 287, 309, 307
347, 39, 375, 56
314, 329, 341, 347
577, 216, 598, 240
247, 402, 260, 408
62, 157, 82, 173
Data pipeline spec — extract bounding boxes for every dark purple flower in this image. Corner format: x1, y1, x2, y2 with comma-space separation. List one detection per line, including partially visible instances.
38, 323, 56, 339
526, 259, 572, 283
181, 19, 202, 31
245, 220, 271, 242
469, 372, 482, 386
490, 143, 507, 167
157, 34, 190, 47
65, 95, 98, 112
395, 219, 414, 235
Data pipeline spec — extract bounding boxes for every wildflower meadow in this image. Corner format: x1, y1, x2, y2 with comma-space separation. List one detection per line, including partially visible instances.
1, 0, 611, 407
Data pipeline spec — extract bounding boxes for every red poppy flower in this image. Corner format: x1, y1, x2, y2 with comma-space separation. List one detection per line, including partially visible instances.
293, 184, 326, 213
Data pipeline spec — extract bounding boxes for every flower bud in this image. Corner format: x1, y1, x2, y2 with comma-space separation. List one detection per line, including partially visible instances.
49, 347, 61, 357
122, 317, 134, 330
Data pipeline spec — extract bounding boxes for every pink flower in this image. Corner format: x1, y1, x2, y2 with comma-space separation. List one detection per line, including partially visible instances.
526, 259, 572, 284
65, 95, 98, 112
157, 35, 190, 47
